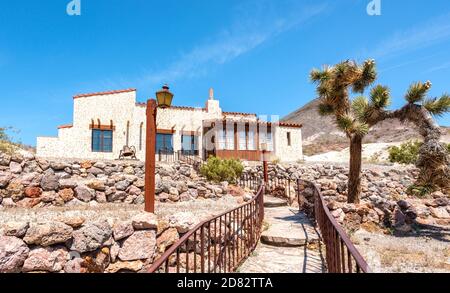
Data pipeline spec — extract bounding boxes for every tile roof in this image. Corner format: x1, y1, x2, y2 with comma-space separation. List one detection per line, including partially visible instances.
58, 124, 73, 129
73, 88, 136, 99
223, 111, 257, 117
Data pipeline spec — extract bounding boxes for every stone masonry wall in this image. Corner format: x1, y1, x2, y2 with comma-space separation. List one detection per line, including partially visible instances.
0, 152, 232, 209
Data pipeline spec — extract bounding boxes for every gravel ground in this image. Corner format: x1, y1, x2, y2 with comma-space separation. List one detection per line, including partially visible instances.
0, 195, 241, 224
351, 228, 450, 273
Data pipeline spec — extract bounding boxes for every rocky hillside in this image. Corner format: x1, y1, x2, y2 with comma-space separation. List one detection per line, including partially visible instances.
282, 99, 450, 146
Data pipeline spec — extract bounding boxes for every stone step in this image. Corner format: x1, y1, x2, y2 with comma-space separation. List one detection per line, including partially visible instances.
261, 207, 320, 247
264, 195, 288, 208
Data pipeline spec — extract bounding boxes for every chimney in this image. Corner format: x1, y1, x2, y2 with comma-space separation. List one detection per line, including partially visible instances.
209, 88, 214, 100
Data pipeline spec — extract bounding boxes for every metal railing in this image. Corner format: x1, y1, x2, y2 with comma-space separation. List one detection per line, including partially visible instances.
297, 179, 371, 273
148, 184, 265, 273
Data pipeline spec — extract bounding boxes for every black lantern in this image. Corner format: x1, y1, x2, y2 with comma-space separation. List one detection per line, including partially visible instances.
155, 84, 174, 108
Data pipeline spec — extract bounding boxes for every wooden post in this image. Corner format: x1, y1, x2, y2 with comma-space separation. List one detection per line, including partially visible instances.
145, 99, 157, 213
263, 149, 268, 185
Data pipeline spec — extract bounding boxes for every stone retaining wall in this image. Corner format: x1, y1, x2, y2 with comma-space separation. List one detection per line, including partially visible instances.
0, 211, 202, 273
0, 152, 230, 208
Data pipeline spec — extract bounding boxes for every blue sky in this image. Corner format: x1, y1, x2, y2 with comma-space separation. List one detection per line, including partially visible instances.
0, 0, 449, 146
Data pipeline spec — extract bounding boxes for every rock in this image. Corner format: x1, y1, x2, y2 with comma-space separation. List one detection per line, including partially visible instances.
58, 188, 74, 202
71, 220, 112, 253
6, 179, 25, 201
80, 161, 93, 169
123, 166, 135, 175
433, 198, 449, 207
0, 172, 12, 188
3, 222, 29, 238
9, 161, 22, 174
0, 153, 11, 166
87, 167, 103, 176
113, 221, 134, 241
169, 212, 198, 234
59, 216, 86, 228
87, 180, 106, 191
16, 198, 42, 208
59, 179, 78, 189
134, 179, 145, 189
40, 173, 60, 191
127, 185, 141, 196
41, 191, 57, 203
397, 200, 411, 210
0, 236, 29, 273
93, 162, 107, 169
108, 191, 127, 202
22, 246, 68, 272
23, 187, 41, 198
118, 231, 156, 261
74, 186, 95, 202
115, 180, 131, 191
228, 185, 245, 197
393, 208, 406, 227
105, 260, 144, 273
1, 198, 16, 208
156, 228, 179, 252
23, 222, 73, 246
95, 191, 107, 203
133, 195, 145, 204
64, 258, 86, 273
430, 207, 450, 219
132, 213, 158, 230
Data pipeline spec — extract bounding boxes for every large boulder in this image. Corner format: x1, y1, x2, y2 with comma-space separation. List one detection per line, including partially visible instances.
0, 172, 12, 188
0, 236, 30, 273
22, 246, 68, 273
9, 161, 22, 174
23, 222, 73, 246
118, 231, 156, 261
71, 220, 112, 253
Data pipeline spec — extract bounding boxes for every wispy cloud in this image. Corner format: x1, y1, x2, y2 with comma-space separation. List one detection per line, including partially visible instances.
368, 13, 450, 59
425, 61, 450, 73
135, 1, 329, 88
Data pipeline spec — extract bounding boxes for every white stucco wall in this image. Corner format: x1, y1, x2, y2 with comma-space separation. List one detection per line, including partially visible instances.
274, 126, 303, 162
36, 89, 303, 162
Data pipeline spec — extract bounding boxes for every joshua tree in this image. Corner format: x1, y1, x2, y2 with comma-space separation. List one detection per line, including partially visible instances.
361, 81, 450, 194
310, 60, 378, 203
311, 60, 450, 203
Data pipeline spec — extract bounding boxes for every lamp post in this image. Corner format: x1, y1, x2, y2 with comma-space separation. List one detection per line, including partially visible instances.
144, 84, 174, 213
261, 142, 269, 186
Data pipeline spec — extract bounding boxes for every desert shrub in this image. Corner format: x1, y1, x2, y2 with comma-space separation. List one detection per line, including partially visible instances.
200, 157, 244, 183
388, 141, 422, 164
0, 127, 15, 154
447, 143, 450, 153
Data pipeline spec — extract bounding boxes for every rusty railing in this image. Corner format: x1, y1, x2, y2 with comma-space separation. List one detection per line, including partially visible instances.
148, 184, 265, 273
297, 179, 371, 273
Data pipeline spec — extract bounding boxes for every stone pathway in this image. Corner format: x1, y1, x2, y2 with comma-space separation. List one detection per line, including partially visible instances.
238, 196, 326, 273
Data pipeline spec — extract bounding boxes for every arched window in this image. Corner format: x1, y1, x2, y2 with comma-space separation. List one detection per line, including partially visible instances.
126, 121, 130, 146
139, 122, 144, 150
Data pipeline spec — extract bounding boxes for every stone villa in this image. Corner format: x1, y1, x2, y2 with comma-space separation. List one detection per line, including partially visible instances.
36, 88, 303, 162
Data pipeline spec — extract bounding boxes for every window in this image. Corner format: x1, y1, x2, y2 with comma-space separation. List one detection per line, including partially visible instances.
126, 121, 130, 146
92, 130, 113, 153
139, 123, 143, 150
287, 132, 291, 146
181, 135, 198, 154
226, 128, 234, 150
156, 134, 173, 153
247, 130, 256, 150
238, 130, 246, 150
217, 129, 226, 150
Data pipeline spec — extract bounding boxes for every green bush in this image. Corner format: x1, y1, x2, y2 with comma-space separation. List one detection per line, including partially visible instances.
388, 141, 422, 164
200, 157, 244, 183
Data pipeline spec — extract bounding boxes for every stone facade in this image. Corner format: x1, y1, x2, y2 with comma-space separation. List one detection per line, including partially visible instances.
36, 88, 303, 162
